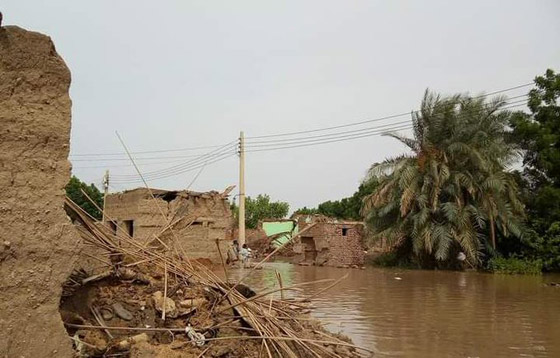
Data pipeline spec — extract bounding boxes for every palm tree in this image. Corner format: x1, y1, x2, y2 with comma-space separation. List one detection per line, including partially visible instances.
363, 91, 524, 266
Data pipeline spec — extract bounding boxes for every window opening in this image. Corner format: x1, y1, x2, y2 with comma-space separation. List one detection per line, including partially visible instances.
124, 220, 134, 237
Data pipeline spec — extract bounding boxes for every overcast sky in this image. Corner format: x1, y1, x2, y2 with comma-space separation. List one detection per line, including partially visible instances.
3, 1, 559, 211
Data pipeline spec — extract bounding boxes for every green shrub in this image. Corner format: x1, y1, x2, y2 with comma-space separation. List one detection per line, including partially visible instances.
368, 251, 418, 269
369, 252, 399, 267
527, 222, 560, 272
488, 256, 543, 275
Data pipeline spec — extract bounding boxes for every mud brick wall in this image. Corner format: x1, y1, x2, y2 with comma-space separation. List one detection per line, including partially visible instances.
0, 26, 80, 357
297, 218, 366, 267
324, 224, 365, 267
104, 189, 233, 263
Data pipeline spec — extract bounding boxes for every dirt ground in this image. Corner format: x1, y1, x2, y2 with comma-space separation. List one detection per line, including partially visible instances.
60, 263, 364, 358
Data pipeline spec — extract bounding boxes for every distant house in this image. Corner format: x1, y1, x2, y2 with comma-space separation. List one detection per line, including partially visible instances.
103, 187, 234, 263
291, 214, 367, 267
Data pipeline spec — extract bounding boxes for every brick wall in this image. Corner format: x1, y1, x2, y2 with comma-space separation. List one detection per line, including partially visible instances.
324, 224, 365, 266
294, 215, 366, 267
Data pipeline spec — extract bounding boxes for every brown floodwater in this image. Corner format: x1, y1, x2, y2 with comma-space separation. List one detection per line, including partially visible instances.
225, 262, 560, 358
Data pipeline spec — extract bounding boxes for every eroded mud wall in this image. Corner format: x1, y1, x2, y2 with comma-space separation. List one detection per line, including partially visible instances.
295, 217, 366, 267
104, 189, 234, 263
0, 26, 79, 357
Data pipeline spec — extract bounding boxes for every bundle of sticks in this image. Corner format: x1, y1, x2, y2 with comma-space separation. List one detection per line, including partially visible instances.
64, 196, 371, 358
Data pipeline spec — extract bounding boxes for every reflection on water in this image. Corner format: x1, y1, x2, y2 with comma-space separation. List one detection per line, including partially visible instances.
225, 262, 560, 358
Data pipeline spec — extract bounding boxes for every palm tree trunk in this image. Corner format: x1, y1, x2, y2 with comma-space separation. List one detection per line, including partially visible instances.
489, 213, 496, 251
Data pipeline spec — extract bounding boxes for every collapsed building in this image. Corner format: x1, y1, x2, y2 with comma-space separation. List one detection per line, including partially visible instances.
104, 187, 234, 264
292, 214, 367, 267
249, 215, 369, 267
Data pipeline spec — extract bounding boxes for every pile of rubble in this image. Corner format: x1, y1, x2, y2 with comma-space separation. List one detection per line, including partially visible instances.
62, 198, 371, 357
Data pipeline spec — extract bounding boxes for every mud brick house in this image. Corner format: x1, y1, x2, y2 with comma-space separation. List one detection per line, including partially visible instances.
104, 188, 234, 263
292, 214, 366, 267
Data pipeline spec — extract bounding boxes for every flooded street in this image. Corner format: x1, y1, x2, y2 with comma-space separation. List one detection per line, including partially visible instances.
227, 262, 560, 358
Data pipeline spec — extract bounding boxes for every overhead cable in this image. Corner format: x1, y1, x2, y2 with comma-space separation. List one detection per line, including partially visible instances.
110, 141, 237, 179
111, 152, 236, 184
244, 102, 527, 153
245, 84, 532, 139
70, 142, 232, 157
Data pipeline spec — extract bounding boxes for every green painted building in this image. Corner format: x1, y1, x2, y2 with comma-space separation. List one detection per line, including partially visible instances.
261, 220, 298, 247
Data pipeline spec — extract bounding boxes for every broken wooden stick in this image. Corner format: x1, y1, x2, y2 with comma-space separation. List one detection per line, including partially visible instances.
275, 270, 285, 300
162, 262, 168, 320
82, 270, 113, 285
215, 238, 229, 283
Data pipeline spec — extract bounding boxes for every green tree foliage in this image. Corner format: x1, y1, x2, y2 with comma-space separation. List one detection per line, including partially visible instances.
65, 176, 104, 220
510, 69, 560, 187
232, 194, 289, 229
363, 90, 524, 267
509, 69, 560, 271
520, 223, 560, 271
292, 206, 318, 215
293, 180, 378, 220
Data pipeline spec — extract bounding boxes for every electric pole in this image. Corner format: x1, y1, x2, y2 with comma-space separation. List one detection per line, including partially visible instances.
238, 131, 246, 247
102, 169, 109, 222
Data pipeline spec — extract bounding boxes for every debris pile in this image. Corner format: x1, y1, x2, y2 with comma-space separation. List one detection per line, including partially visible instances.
63, 198, 371, 357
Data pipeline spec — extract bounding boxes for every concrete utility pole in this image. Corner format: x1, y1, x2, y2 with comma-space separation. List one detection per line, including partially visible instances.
102, 170, 109, 222
238, 131, 246, 247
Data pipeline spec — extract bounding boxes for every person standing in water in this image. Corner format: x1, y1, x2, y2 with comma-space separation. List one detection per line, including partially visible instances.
240, 244, 251, 268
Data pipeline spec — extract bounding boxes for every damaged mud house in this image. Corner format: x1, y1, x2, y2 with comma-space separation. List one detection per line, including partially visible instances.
292, 215, 367, 267
104, 187, 234, 264
0, 23, 370, 358
250, 215, 371, 268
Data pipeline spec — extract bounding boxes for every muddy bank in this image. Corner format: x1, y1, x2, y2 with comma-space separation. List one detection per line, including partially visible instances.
61, 265, 362, 357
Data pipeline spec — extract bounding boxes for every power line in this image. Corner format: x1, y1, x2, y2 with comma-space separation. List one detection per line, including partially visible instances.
245, 124, 414, 153
75, 95, 526, 161
110, 141, 237, 180
244, 99, 528, 150
111, 153, 233, 183
111, 152, 237, 184
70, 86, 530, 161
110, 142, 237, 180
243, 94, 527, 146
244, 119, 412, 146
244, 102, 527, 153
111, 122, 413, 180
81, 83, 532, 184
245, 122, 413, 148
71, 154, 220, 162
110, 150, 236, 182
243, 93, 530, 147
473, 83, 533, 98
245, 83, 532, 139
110, 98, 529, 181
69, 142, 231, 157
72, 159, 191, 169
